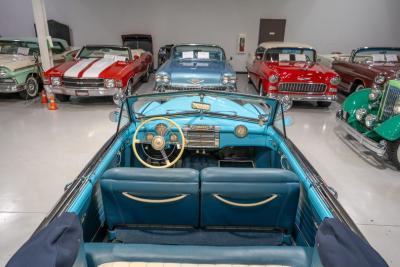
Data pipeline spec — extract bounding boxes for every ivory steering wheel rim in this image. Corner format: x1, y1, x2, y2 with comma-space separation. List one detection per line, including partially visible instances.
132, 116, 185, 168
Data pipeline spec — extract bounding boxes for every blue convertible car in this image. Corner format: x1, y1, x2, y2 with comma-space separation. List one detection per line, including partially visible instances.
155, 44, 237, 92
8, 91, 387, 267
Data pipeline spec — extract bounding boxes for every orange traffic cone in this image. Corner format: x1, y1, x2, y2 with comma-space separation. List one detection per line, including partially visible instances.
48, 95, 58, 110
40, 90, 48, 104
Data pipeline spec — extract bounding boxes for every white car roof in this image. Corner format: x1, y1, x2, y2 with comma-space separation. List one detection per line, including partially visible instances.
259, 42, 314, 50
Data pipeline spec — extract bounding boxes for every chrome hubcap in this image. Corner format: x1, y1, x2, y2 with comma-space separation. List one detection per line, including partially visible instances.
26, 78, 38, 96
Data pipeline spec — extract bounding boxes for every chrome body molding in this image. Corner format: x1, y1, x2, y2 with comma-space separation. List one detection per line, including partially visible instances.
336, 109, 387, 157
0, 78, 25, 93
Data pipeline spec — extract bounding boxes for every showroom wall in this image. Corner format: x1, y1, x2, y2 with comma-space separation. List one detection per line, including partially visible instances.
1, 0, 400, 71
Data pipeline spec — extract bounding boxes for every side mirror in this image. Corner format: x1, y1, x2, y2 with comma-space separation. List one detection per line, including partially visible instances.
109, 110, 120, 123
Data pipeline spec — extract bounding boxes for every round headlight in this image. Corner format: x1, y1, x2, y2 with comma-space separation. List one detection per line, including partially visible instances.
330, 76, 341, 86
104, 79, 115, 88
355, 108, 367, 121
51, 77, 61, 86
394, 99, 400, 115
374, 74, 386, 85
156, 73, 170, 84
222, 75, 229, 84
368, 89, 381, 101
234, 125, 248, 138
162, 75, 170, 83
0, 69, 7, 78
268, 74, 279, 83
155, 74, 162, 82
365, 114, 377, 128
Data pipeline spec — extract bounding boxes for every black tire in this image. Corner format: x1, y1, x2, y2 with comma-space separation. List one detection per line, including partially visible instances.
387, 141, 400, 170
19, 76, 39, 99
317, 101, 332, 108
55, 94, 71, 102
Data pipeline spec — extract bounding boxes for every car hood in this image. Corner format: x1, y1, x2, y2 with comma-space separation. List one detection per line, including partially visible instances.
263, 61, 337, 82
160, 59, 233, 85
46, 58, 130, 78
0, 54, 34, 71
361, 63, 400, 76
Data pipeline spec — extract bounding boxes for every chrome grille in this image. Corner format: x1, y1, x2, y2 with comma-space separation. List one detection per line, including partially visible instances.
63, 77, 104, 88
278, 83, 326, 93
379, 84, 400, 121
183, 125, 220, 148
0, 78, 16, 84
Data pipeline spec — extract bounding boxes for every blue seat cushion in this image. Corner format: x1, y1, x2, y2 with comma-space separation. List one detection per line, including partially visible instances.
83, 243, 313, 267
101, 168, 199, 228
200, 168, 300, 233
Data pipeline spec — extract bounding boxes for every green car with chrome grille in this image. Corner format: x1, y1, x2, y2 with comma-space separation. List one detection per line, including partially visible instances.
0, 37, 76, 99
337, 71, 400, 169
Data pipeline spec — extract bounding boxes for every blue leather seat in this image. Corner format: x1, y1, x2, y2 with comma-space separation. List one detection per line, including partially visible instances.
101, 167, 199, 229
200, 167, 300, 233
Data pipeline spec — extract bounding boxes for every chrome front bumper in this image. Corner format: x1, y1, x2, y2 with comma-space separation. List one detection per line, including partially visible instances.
45, 85, 120, 97
267, 93, 337, 102
155, 84, 236, 92
336, 109, 387, 157
0, 79, 25, 93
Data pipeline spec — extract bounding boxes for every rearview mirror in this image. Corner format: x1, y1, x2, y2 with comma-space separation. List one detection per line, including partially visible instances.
109, 110, 120, 123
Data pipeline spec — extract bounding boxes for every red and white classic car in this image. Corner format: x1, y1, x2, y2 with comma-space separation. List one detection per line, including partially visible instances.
247, 42, 340, 108
44, 45, 153, 103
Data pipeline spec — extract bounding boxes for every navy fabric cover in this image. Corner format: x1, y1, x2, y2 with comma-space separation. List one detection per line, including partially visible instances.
316, 218, 388, 267
200, 167, 299, 232
101, 167, 199, 228
6, 212, 82, 267
84, 243, 313, 267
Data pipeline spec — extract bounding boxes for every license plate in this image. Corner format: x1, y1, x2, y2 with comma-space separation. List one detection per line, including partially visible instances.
75, 90, 89, 96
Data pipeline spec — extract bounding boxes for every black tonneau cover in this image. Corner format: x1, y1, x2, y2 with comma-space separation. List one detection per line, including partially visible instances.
121, 34, 153, 54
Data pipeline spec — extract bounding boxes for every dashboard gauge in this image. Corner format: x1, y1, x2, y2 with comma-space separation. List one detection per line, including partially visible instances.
170, 133, 178, 142
155, 123, 168, 135
234, 125, 248, 138
146, 133, 154, 142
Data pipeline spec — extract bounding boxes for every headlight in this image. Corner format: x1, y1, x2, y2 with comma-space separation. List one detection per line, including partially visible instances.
368, 89, 381, 101
234, 125, 248, 138
268, 74, 279, 83
104, 79, 115, 88
374, 74, 386, 85
394, 98, 400, 115
0, 69, 7, 78
51, 77, 62, 86
365, 114, 377, 128
155, 73, 170, 83
222, 74, 236, 84
330, 76, 341, 86
355, 108, 367, 121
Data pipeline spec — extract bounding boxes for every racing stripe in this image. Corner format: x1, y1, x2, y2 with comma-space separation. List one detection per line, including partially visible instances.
81, 58, 116, 78
77, 58, 101, 78
64, 58, 97, 77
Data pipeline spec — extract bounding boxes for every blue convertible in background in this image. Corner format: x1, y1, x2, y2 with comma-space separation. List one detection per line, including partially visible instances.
155, 44, 237, 92
8, 91, 387, 267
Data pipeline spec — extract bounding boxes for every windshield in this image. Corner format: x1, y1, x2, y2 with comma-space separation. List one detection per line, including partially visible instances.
129, 92, 271, 123
0, 41, 39, 55
77, 46, 130, 60
172, 45, 226, 61
265, 48, 316, 62
353, 48, 400, 64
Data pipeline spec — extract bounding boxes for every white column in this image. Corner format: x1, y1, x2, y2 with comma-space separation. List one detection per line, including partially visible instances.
31, 0, 53, 71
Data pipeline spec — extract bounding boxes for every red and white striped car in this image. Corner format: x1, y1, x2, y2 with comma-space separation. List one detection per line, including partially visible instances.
44, 45, 153, 103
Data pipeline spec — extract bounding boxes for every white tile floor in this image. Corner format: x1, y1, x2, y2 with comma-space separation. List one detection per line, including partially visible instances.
0, 74, 399, 266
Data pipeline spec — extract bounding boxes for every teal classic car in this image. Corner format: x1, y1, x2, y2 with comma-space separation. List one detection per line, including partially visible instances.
8, 91, 387, 266
337, 72, 400, 169
155, 44, 237, 92
0, 37, 75, 98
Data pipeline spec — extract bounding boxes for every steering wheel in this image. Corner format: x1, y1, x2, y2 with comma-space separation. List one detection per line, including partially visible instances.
132, 117, 186, 168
